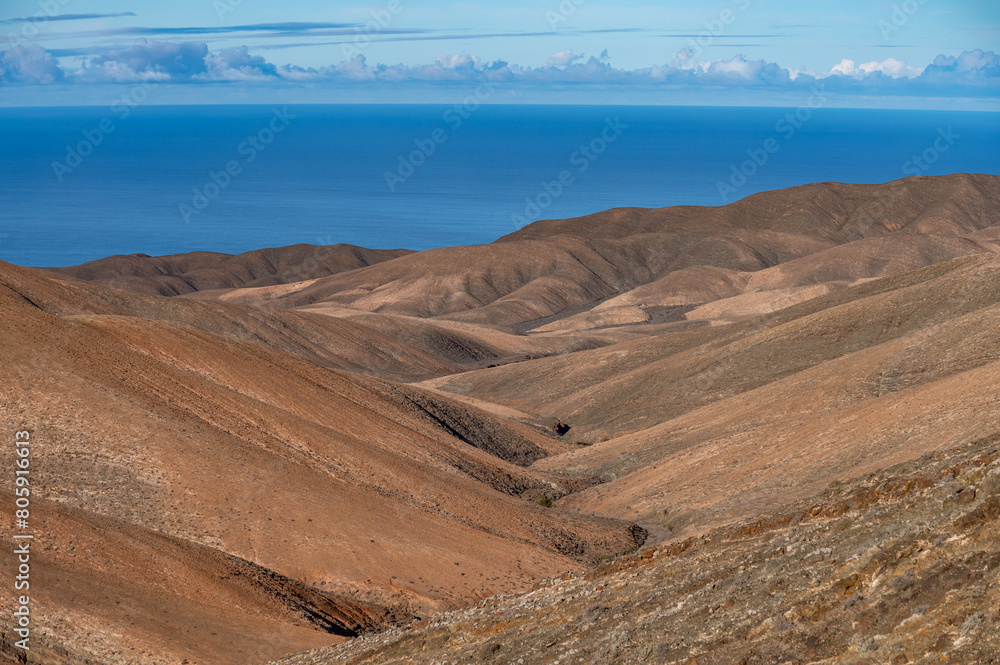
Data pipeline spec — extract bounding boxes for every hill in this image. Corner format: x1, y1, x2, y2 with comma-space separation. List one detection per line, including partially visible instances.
195, 174, 1000, 330
0, 260, 641, 665
274, 435, 1000, 665
50, 244, 411, 297
5, 173, 1000, 664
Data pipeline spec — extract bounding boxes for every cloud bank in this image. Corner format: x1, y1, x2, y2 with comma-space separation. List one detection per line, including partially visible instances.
1, 40, 998, 101
71, 40, 278, 83
1, 45, 63, 84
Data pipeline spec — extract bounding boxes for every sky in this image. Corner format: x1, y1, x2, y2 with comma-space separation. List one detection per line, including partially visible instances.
1, 0, 998, 108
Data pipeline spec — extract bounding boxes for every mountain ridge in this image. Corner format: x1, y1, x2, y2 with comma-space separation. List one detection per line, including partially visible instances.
3, 173, 999, 664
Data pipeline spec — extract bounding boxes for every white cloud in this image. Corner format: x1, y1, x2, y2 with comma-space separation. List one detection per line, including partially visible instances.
545, 50, 584, 68
922, 49, 1000, 85
76, 39, 209, 82
831, 58, 857, 76
435, 53, 483, 70
707, 54, 759, 79
830, 57, 923, 79
0, 45, 63, 84
201, 47, 278, 81
2, 41, 997, 102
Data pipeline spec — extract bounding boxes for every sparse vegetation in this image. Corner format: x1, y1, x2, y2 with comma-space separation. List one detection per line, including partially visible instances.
281, 437, 1000, 665
538, 498, 553, 508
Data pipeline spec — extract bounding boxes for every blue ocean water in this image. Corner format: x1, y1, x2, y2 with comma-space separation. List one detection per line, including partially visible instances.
0, 104, 997, 267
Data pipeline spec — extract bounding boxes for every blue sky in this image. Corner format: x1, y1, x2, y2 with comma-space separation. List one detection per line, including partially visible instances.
1, 0, 998, 107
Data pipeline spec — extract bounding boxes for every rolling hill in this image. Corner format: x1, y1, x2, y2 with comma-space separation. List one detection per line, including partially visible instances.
3, 173, 999, 664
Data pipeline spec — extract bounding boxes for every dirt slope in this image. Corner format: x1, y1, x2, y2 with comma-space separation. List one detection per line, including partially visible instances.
0, 261, 642, 665
206, 174, 1000, 329
0, 493, 396, 665
7, 173, 1000, 665
51, 244, 411, 297
428, 254, 1000, 441
275, 436, 1000, 665
424, 255, 1000, 537
19, 261, 614, 383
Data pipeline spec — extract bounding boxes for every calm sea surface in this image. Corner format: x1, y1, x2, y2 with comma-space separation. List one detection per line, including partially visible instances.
0, 104, 997, 266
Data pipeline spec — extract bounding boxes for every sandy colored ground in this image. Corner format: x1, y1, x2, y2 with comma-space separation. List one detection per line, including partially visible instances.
4, 174, 999, 664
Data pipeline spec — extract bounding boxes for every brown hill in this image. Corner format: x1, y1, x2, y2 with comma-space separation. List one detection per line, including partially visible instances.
50, 243, 411, 297
52, 176, 1000, 338
275, 435, 1000, 665
0, 493, 396, 665
14, 261, 612, 383
7, 173, 1000, 665
0, 261, 642, 665
427, 254, 1000, 535
179, 174, 999, 329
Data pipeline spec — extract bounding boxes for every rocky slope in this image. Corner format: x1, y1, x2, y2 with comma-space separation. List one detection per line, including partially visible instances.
4, 174, 999, 664
273, 435, 1000, 665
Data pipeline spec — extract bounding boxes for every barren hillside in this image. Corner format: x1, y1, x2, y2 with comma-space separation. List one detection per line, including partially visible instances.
51, 244, 412, 297
274, 436, 1000, 665
3, 174, 999, 664
0, 261, 641, 665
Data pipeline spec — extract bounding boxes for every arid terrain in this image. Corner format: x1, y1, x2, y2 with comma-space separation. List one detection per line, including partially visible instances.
274, 436, 1000, 665
2, 173, 999, 664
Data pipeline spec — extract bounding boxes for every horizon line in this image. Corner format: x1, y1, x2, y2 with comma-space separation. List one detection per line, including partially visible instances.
2, 100, 999, 113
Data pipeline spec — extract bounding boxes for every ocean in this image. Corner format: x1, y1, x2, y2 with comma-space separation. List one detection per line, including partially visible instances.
1, 104, 997, 267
